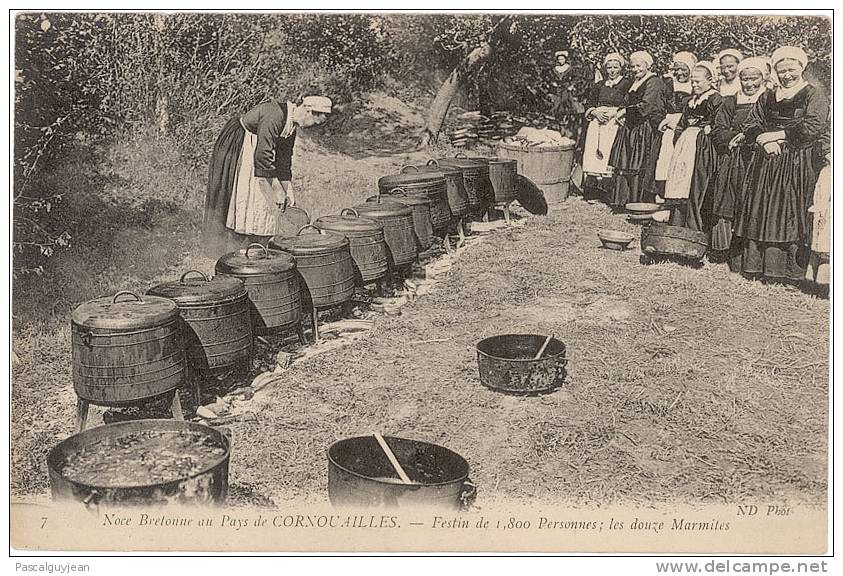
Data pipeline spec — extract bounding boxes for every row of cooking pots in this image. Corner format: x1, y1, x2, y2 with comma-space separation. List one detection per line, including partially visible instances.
70, 155, 519, 409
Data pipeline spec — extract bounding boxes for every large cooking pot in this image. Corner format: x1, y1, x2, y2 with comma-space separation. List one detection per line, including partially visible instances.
327, 435, 476, 510
437, 155, 494, 215
314, 208, 389, 285
353, 197, 417, 269
485, 157, 519, 204
476, 334, 567, 394
369, 189, 433, 252
147, 271, 253, 378
403, 161, 470, 218
48, 419, 230, 508
641, 222, 708, 261
378, 171, 452, 235
270, 225, 356, 309
71, 291, 185, 406
215, 243, 302, 335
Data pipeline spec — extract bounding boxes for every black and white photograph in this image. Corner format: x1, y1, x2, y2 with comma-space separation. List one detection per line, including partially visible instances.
9, 8, 833, 558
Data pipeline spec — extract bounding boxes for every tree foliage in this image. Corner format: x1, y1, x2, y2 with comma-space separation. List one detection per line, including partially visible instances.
14, 12, 831, 274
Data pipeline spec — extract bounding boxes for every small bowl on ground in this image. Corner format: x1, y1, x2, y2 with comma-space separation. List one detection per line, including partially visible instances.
625, 202, 660, 215
598, 230, 635, 251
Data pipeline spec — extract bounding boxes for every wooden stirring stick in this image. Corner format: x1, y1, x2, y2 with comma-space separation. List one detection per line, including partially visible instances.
534, 334, 554, 360
373, 432, 412, 484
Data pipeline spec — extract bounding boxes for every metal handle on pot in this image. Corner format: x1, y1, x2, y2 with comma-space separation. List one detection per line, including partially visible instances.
426, 159, 440, 167
340, 207, 359, 218
459, 478, 477, 510
82, 489, 101, 513
81, 330, 94, 348
179, 270, 209, 283
400, 165, 420, 173
454, 152, 469, 159
297, 224, 323, 236
387, 186, 409, 198
112, 290, 143, 304
245, 243, 269, 259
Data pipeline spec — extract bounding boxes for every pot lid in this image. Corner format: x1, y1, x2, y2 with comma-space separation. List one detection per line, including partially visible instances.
485, 156, 517, 166
270, 224, 349, 255
71, 291, 179, 330
437, 157, 490, 171
215, 243, 296, 276
378, 172, 445, 189
146, 271, 246, 306
314, 210, 383, 234
353, 198, 413, 218
402, 162, 461, 177
371, 192, 430, 207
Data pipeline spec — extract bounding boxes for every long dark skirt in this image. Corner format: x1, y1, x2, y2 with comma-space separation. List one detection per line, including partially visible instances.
203, 117, 246, 253
709, 147, 749, 251
608, 121, 659, 206
732, 145, 819, 280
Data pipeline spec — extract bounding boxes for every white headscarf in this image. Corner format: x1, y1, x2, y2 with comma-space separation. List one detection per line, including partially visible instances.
630, 51, 654, 69
771, 46, 809, 101
669, 51, 697, 94
735, 57, 770, 105
604, 52, 626, 67
717, 49, 744, 64
694, 61, 719, 82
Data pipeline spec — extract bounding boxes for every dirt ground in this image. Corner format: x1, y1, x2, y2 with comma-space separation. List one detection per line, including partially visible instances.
11, 92, 828, 510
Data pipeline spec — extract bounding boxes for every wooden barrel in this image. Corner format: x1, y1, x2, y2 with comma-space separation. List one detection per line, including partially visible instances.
353, 198, 417, 269
496, 141, 575, 201
147, 271, 253, 378
270, 225, 356, 309
377, 172, 452, 235
314, 209, 389, 285
71, 291, 185, 406
373, 189, 433, 251
215, 244, 302, 335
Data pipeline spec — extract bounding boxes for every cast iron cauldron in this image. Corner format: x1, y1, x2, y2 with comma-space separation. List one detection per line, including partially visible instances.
476, 334, 567, 394
641, 222, 708, 261
47, 419, 230, 509
327, 435, 475, 510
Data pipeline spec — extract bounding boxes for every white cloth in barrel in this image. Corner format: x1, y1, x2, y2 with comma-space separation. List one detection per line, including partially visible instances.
582, 107, 620, 176
654, 113, 683, 182
226, 103, 296, 236
663, 127, 702, 199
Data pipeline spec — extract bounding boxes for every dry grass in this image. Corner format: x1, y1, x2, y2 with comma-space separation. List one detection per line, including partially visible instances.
11, 92, 828, 509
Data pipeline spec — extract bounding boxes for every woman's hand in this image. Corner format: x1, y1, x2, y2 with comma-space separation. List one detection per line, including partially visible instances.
594, 110, 610, 124
762, 141, 783, 156
281, 181, 295, 207
658, 118, 671, 132
703, 125, 712, 135
728, 133, 745, 150
756, 131, 786, 146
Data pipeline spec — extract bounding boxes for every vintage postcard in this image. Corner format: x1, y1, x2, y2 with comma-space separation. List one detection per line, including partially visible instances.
10, 9, 831, 555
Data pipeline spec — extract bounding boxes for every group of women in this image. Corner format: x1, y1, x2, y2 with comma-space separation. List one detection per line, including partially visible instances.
581, 46, 830, 288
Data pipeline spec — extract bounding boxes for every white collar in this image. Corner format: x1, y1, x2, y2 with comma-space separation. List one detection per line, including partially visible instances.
688, 88, 716, 108
629, 72, 656, 92
555, 64, 571, 75
604, 75, 624, 87
281, 102, 296, 138
719, 79, 741, 97
736, 90, 764, 105
775, 80, 809, 102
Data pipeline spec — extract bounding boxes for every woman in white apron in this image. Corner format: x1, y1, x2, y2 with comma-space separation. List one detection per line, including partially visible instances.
654, 52, 697, 200
664, 61, 723, 232
581, 52, 632, 199
204, 95, 333, 254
